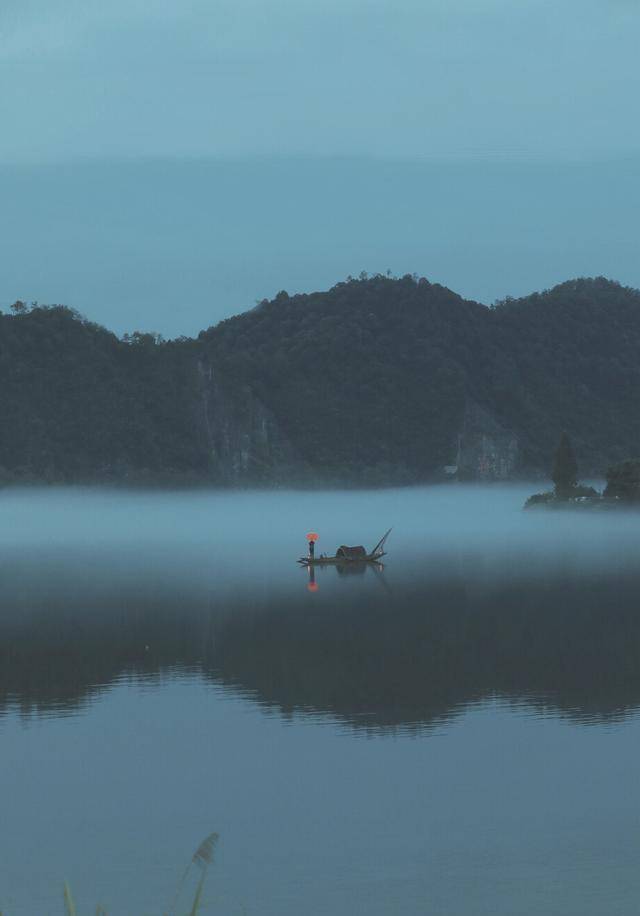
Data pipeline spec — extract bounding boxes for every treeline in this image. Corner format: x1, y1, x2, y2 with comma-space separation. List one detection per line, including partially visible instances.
1, 274, 639, 484
0, 304, 206, 482
200, 276, 475, 481
200, 274, 640, 480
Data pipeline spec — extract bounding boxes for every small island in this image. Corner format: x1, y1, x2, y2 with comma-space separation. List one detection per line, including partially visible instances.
525, 433, 640, 509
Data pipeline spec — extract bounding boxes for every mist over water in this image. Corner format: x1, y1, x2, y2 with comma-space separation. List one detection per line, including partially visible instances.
0, 480, 633, 583
2, 483, 639, 723
2, 484, 640, 915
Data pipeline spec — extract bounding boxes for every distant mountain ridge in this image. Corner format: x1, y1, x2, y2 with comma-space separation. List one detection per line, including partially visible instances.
0, 275, 638, 484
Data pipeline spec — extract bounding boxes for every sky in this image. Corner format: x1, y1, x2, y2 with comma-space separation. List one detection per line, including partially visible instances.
1, 0, 639, 335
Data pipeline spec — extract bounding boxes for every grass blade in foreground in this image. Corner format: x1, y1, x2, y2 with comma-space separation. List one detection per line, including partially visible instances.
169, 832, 219, 916
63, 882, 77, 916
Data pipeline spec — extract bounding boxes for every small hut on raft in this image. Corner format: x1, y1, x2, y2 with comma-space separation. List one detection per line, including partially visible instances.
335, 545, 367, 560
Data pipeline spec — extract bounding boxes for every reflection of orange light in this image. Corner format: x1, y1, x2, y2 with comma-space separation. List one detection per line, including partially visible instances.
306, 532, 319, 542
307, 582, 319, 592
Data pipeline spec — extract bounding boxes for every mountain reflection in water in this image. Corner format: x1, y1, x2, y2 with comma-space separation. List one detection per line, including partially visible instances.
2, 552, 638, 732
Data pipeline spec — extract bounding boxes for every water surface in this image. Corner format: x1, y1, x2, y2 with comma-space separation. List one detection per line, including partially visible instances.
1, 485, 639, 914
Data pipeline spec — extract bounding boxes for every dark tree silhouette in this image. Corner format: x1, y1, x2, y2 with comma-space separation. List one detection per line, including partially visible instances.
1, 276, 640, 484
552, 432, 578, 497
604, 459, 640, 502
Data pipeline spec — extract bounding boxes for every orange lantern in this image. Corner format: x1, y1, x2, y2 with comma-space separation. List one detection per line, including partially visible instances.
306, 532, 319, 542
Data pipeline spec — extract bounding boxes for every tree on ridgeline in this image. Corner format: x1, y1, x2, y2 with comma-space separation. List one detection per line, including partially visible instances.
552, 432, 578, 497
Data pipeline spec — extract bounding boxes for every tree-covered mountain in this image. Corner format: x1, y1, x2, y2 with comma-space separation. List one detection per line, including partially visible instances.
0, 307, 208, 483
200, 274, 640, 482
0, 275, 639, 484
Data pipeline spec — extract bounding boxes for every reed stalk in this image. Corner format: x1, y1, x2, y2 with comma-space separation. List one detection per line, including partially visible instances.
52, 832, 220, 915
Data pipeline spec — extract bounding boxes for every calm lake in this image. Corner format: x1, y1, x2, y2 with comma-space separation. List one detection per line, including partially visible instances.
1, 484, 639, 915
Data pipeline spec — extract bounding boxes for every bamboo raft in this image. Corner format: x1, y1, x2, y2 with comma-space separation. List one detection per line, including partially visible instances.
298, 528, 391, 567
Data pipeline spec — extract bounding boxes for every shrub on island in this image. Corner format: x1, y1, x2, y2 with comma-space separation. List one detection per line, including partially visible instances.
525, 484, 599, 509
604, 459, 640, 503
525, 433, 600, 508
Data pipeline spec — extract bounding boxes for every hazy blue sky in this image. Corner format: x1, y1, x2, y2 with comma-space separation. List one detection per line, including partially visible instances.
2, 0, 640, 162
1, 0, 639, 334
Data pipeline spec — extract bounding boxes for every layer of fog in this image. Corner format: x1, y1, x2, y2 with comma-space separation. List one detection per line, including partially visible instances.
0, 483, 636, 602
3, 482, 640, 730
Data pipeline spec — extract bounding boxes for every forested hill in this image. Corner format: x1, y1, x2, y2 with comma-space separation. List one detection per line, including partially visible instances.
200, 275, 640, 481
0, 275, 639, 484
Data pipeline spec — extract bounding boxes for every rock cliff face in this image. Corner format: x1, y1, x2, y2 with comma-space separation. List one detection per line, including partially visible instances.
196, 358, 302, 483
195, 365, 523, 485
454, 402, 519, 480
